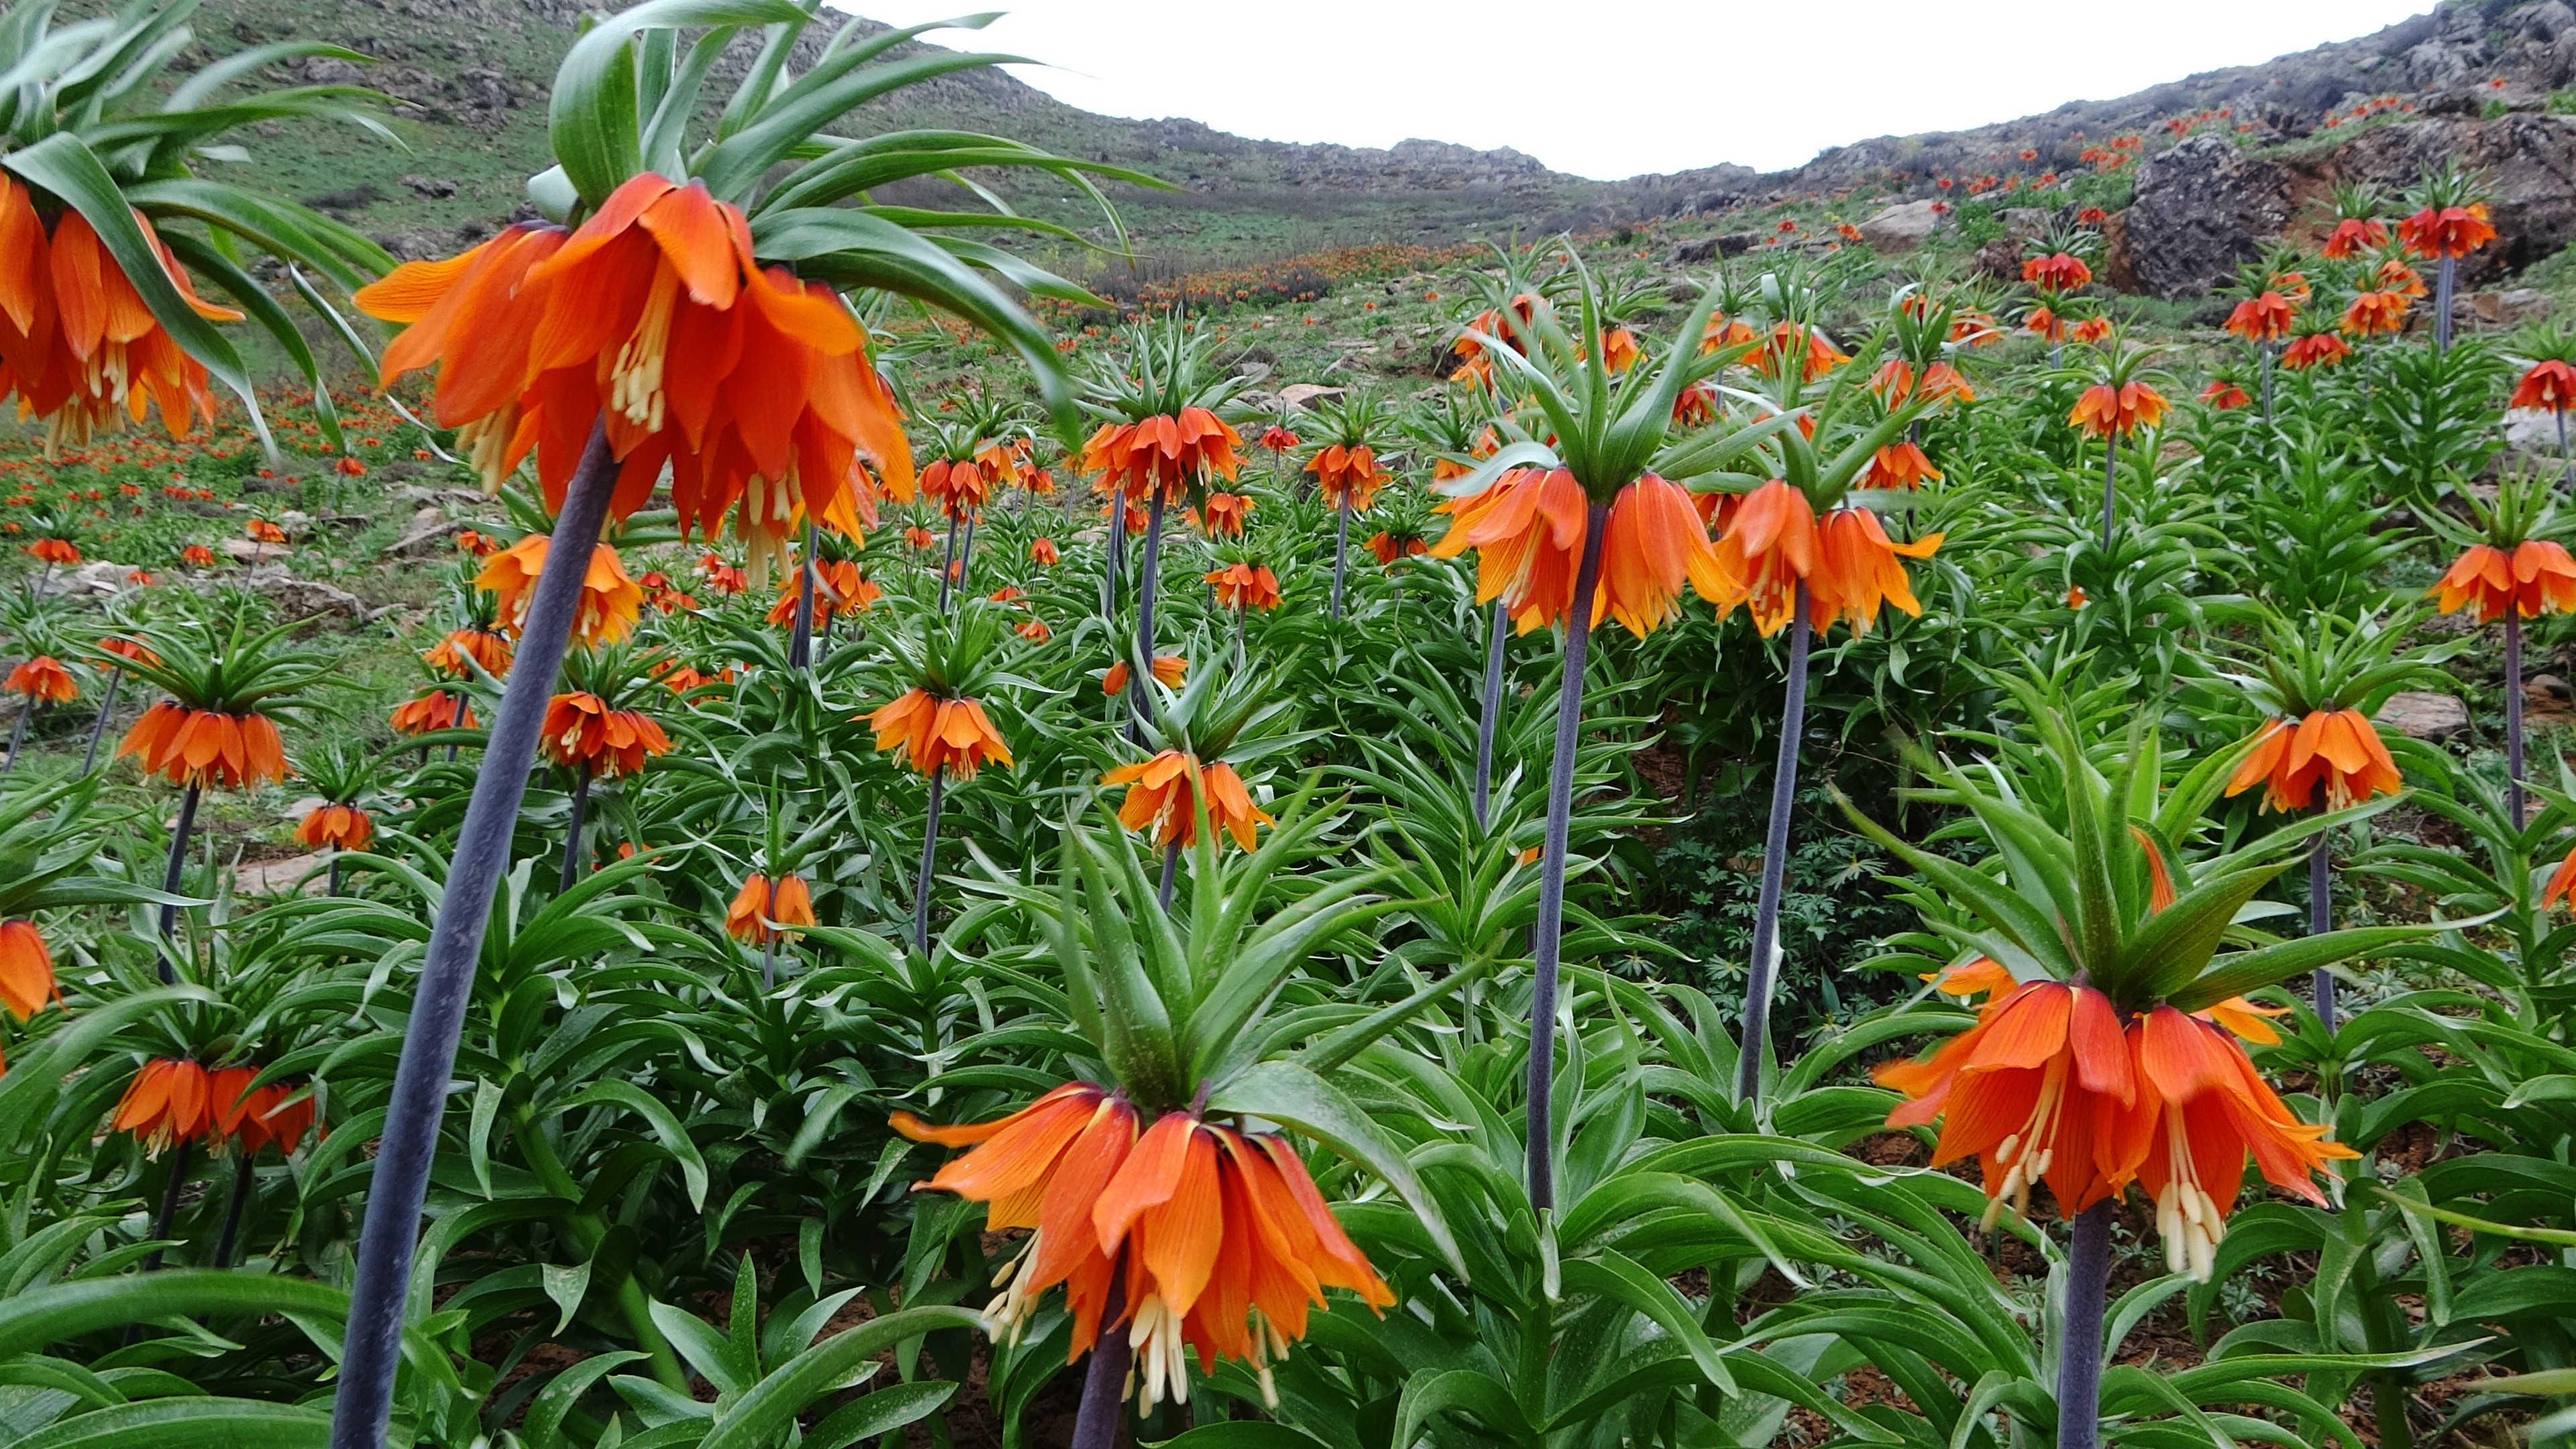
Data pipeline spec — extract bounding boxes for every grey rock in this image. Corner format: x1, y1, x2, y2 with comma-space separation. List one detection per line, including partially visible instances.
2379, 691, 2470, 741
2115, 135, 2290, 299
1856, 200, 1943, 254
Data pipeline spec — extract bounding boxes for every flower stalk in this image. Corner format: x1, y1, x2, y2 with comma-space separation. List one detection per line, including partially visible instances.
333, 423, 618, 1449
789, 521, 818, 669
913, 766, 946, 955
1736, 582, 1811, 1106
1474, 602, 1507, 832
1527, 500, 1609, 1211
2056, 1198, 2114, 1449
80, 667, 121, 773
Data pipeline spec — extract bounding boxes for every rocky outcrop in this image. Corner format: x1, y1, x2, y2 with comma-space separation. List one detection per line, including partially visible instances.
2309, 113, 2576, 278
2113, 136, 2292, 299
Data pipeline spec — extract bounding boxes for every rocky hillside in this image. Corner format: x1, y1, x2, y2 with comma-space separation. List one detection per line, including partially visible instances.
174, 0, 2576, 292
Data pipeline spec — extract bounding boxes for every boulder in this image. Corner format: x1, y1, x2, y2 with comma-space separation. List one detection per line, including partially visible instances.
2115, 135, 2291, 299
2378, 691, 2470, 742
1668, 233, 1756, 264
1856, 200, 1942, 254
234, 567, 366, 623
235, 853, 327, 898
2313, 114, 2576, 280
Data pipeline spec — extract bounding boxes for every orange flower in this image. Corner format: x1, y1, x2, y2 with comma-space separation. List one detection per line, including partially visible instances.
1104, 751, 1276, 851
2514, 360, 2576, 413
1307, 445, 1389, 513
2022, 252, 2094, 292
117, 703, 286, 790
1205, 562, 1282, 611
763, 559, 876, 627
297, 803, 374, 852
921, 457, 991, 521
2069, 316, 2114, 345
1809, 507, 1943, 637
726, 872, 816, 944
2430, 539, 2576, 622
389, 690, 476, 736
540, 692, 672, 778
2321, 217, 2387, 259
697, 551, 748, 594
1431, 468, 1723, 637
2115, 1006, 2357, 1278
2377, 258, 2428, 299
2342, 290, 2412, 337
209, 1068, 317, 1156
1016, 616, 1051, 643
1875, 979, 2136, 1224
1750, 321, 1848, 381
0, 177, 239, 455
2067, 381, 2168, 438
2541, 841, 2576, 910
1030, 537, 1061, 565
178, 543, 215, 568
245, 519, 286, 545
1256, 425, 1300, 451
475, 533, 643, 647
2200, 379, 2251, 409
1104, 657, 1186, 696
2397, 203, 2496, 260
357, 175, 910, 562
113, 1058, 214, 1155
2024, 306, 2065, 343
892, 1085, 1391, 1407
1201, 492, 1254, 537
24, 537, 78, 566
2224, 292, 2294, 343
1082, 408, 1241, 502
867, 688, 1012, 780
424, 627, 513, 679
0, 918, 58, 1020
1700, 313, 1758, 354
2223, 709, 2404, 812
1864, 441, 1942, 489
2279, 333, 2351, 371
1366, 531, 1428, 565
6, 655, 75, 704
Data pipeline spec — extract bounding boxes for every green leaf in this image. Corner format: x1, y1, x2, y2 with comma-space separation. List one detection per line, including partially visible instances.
0, 1273, 347, 1355
1560, 1250, 1738, 1394
551, 0, 806, 206
11, 1397, 331, 1449
696, 1306, 980, 1449
557, 1079, 710, 1210
804, 1380, 958, 1449
2165, 924, 2446, 1012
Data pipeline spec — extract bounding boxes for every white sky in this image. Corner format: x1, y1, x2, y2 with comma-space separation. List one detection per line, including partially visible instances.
843, 1, 2434, 179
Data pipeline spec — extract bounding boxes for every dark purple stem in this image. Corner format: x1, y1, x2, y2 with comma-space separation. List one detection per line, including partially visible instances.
1735, 583, 1811, 1105
1527, 500, 1609, 1213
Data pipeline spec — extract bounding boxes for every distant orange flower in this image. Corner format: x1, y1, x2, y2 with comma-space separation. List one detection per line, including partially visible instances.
209, 1068, 317, 1156
2342, 290, 2412, 337
1750, 322, 1848, 381
1256, 425, 1300, 451
540, 692, 672, 777
2398, 203, 2496, 260
296, 803, 374, 852
2378, 258, 2428, 299
1201, 491, 1254, 537
2022, 252, 2093, 292
475, 533, 642, 647
1016, 616, 1051, 643
2200, 380, 2251, 409
893, 1083, 1391, 1406
117, 704, 286, 789
1865, 440, 1942, 489
2068, 381, 2168, 437
1030, 537, 1061, 565
425, 627, 513, 679
2514, 360, 2576, 413
1104, 656, 1185, 696
390, 689, 476, 736
0, 919, 58, 1020
1205, 561, 1281, 611
2068, 317, 2113, 345
867, 688, 1012, 780
2279, 333, 2351, 371
245, 519, 286, 545
1306, 444, 1389, 512
904, 525, 938, 549
178, 544, 215, 568
2224, 292, 2294, 343
1104, 750, 1275, 851
2321, 217, 2387, 259
2224, 709, 2403, 812
763, 559, 877, 627
726, 872, 815, 944
2431, 539, 2576, 622
921, 457, 992, 521
1366, 530, 1428, 565
2024, 306, 2066, 343
1083, 408, 1241, 502
696, 551, 747, 594
1431, 468, 1723, 637
113, 1058, 213, 1155
1700, 313, 1758, 354
6, 655, 75, 704
23, 537, 78, 566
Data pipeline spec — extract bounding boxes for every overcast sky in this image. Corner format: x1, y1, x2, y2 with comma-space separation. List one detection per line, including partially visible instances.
844, 1, 2434, 179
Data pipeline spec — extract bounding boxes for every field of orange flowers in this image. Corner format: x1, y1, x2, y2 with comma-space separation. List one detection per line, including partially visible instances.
1, 5, 2575, 1449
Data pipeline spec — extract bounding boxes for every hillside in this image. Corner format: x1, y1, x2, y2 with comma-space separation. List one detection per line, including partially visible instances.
184, 0, 2576, 281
